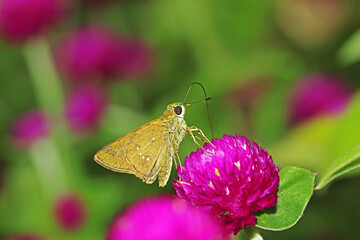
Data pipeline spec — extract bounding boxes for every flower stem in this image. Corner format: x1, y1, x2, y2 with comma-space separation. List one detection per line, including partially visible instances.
29, 139, 67, 199
22, 37, 69, 198
244, 226, 264, 240
22, 37, 64, 114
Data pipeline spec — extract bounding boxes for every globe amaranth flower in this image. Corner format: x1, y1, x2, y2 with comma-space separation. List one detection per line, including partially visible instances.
107, 196, 230, 240
111, 38, 153, 79
64, 86, 107, 133
56, 26, 153, 82
10, 110, 49, 148
56, 26, 120, 82
54, 194, 86, 231
174, 135, 279, 235
289, 73, 352, 124
0, 0, 67, 43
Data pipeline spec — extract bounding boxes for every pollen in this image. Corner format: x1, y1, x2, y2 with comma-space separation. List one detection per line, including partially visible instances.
215, 168, 220, 176
179, 180, 191, 186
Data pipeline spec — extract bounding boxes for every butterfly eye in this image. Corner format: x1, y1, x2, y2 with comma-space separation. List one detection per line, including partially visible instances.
174, 106, 182, 115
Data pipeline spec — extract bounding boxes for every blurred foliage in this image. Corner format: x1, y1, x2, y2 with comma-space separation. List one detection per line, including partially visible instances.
1, 0, 360, 239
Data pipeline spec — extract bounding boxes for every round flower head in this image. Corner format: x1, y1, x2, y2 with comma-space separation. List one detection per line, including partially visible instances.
0, 0, 67, 43
107, 196, 229, 240
10, 110, 48, 148
56, 26, 153, 82
56, 26, 120, 82
112, 38, 154, 79
174, 135, 279, 235
64, 86, 107, 133
54, 194, 86, 231
289, 73, 351, 124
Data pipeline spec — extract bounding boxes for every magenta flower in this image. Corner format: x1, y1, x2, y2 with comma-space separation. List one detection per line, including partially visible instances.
0, 0, 67, 43
10, 110, 48, 148
174, 135, 279, 235
289, 73, 352, 124
107, 196, 230, 240
56, 26, 120, 82
65, 86, 107, 133
112, 38, 153, 79
56, 26, 153, 82
54, 194, 86, 231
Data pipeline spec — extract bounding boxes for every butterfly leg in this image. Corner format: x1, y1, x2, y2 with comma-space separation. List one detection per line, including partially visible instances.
174, 147, 183, 172
187, 128, 212, 154
187, 126, 214, 147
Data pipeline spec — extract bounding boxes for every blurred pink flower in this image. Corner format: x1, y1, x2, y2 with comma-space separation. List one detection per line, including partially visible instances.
10, 110, 48, 148
231, 78, 270, 113
0, 0, 67, 43
54, 194, 86, 231
107, 196, 229, 240
65, 86, 107, 133
289, 73, 352, 124
56, 26, 153, 82
56, 26, 120, 82
112, 38, 153, 79
174, 135, 279, 235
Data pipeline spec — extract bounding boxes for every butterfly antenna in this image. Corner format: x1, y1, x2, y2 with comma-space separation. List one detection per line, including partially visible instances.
182, 82, 214, 139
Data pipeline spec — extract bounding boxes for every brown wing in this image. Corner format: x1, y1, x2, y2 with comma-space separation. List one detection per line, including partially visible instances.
94, 118, 171, 185
94, 134, 133, 174
125, 120, 171, 184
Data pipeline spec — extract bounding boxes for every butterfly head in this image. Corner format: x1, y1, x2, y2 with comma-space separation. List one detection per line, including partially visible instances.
164, 102, 185, 118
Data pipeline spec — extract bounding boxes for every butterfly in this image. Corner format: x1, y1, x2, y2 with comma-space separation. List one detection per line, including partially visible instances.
94, 83, 213, 187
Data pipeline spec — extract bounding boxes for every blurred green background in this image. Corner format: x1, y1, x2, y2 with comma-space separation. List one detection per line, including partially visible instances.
1, 0, 360, 239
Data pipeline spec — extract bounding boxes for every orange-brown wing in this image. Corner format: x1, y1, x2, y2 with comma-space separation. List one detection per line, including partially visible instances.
125, 119, 172, 184
94, 118, 171, 184
94, 132, 133, 174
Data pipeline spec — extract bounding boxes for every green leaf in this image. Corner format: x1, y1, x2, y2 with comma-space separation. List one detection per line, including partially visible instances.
256, 167, 315, 231
337, 28, 360, 66
326, 92, 360, 165
316, 144, 360, 190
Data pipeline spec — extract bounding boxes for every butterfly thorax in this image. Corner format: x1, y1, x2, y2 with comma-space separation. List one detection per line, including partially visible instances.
162, 103, 187, 149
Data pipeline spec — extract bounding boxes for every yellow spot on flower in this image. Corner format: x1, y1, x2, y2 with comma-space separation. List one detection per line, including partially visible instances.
179, 180, 191, 186
215, 168, 220, 176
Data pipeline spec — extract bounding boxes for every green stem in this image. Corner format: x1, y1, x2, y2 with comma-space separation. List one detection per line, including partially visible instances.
244, 226, 264, 240
22, 38, 64, 114
22, 37, 69, 197
29, 139, 67, 199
